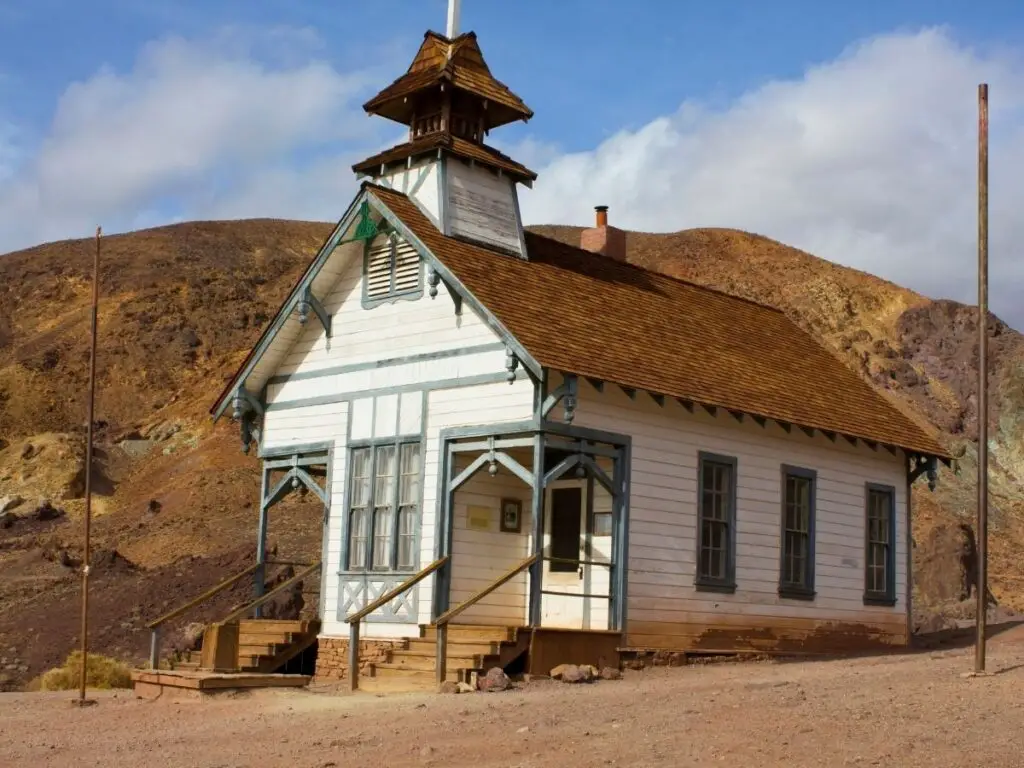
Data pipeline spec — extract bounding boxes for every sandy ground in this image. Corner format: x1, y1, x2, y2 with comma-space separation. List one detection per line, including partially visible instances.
3, 631, 1024, 768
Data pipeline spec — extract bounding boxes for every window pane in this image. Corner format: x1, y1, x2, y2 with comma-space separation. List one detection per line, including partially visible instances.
372, 507, 394, 569
348, 508, 368, 570
397, 506, 417, 569
399, 443, 421, 505
374, 445, 396, 505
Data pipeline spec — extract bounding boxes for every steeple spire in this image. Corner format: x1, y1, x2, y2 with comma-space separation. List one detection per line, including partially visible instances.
446, 0, 461, 40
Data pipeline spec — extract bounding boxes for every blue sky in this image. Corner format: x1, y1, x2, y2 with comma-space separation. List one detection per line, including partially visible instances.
2, 0, 1024, 327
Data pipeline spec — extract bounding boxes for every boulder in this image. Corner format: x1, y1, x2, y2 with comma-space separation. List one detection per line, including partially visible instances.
0, 496, 23, 515
600, 666, 622, 681
478, 667, 511, 692
34, 500, 64, 521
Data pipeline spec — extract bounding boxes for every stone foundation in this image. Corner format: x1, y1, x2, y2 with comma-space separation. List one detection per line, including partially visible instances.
314, 637, 407, 681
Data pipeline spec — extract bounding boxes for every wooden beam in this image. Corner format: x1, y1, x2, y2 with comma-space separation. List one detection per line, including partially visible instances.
844, 435, 859, 448
822, 431, 837, 443
799, 426, 815, 439
776, 420, 792, 433
676, 398, 695, 413
752, 415, 767, 428
648, 392, 665, 407
729, 410, 744, 423
883, 444, 898, 456
865, 440, 879, 452
619, 386, 637, 400
701, 404, 717, 417
584, 377, 604, 393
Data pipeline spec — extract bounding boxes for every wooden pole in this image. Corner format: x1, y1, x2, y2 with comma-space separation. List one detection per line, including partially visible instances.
975, 84, 989, 674
74, 226, 101, 706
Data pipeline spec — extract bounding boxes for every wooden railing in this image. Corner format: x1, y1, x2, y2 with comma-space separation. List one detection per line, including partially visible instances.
432, 552, 540, 685
146, 562, 261, 669
344, 556, 450, 692
220, 561, 321, 624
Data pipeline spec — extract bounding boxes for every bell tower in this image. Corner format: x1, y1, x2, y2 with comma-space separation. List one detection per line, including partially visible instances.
352, 0, 536, 258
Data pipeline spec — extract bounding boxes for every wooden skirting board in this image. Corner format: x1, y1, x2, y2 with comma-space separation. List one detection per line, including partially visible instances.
131, 669, 311, 700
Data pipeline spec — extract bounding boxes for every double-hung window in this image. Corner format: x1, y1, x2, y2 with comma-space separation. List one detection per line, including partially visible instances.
864, 483, 896, 605
695, 452, 737, 593
346, 441, 422, 571
779, 466, 816, 599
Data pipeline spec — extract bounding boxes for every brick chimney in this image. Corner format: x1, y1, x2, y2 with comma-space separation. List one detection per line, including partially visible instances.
580, 205, 626, 262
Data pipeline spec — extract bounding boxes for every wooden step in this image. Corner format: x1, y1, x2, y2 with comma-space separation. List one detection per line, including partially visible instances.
420, 624, 516, 642
238, 619, 316, 634
237, 643, 286, 657
238, 632, 294, 646
369, 663, 459, 683
405, 638, 503, 656
385, 652, 492, 671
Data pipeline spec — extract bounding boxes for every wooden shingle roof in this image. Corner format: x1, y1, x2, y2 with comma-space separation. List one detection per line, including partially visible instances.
368, 184, 949, 459
353, 134, 537, 183
363, 31, 533, 129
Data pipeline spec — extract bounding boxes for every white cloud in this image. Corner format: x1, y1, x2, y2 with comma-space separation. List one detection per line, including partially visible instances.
3, 25, 1022, 331
0, 28, 389, 250
517, 27, 1024, 330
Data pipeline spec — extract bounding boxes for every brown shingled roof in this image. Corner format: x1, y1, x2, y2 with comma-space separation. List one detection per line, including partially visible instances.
367, 183, 949, 459
363, 31, 533, 129
353, 134, 537, 183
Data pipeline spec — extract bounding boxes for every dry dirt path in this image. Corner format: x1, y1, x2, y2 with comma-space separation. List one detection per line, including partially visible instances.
2, 631, 1024, 768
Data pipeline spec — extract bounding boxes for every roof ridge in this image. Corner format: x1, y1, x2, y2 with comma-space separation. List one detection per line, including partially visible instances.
523, 230, 786, 316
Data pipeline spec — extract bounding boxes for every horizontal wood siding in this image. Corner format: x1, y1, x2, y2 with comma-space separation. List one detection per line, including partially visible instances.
447, 450, 532, 626
446, 158, 524, 257
419, 381, 536, 625
570, 381, 909, 654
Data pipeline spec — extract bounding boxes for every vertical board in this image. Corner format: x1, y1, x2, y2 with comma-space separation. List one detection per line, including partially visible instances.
446, 159, 524, 257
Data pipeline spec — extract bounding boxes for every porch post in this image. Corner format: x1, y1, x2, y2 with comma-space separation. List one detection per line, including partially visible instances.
528, 431, 545, 626
612, 442, 631, 632
254, 463, 270, 618
432, 440, 456, 621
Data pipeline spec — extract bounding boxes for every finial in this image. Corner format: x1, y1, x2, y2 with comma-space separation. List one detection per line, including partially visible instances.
446, 0, 461, 39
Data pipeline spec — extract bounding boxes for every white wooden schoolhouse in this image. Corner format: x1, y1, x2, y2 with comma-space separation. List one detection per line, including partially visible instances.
208, 2, 951, 687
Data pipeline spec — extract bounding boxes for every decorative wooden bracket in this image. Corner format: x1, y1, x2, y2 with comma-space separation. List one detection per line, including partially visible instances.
505, 346, 519, 383
426, 264, 463, 315
297, 286, 331, 338
908, 454, 939, 492
541, 374, 579, 424
232, 388, 264, 455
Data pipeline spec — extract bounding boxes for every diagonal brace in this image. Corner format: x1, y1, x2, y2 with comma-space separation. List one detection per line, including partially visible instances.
298, 286, 332, 338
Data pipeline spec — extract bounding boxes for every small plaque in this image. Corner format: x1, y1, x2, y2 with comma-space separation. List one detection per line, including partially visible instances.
467, 505, 492, 531
500, 498, 522, 534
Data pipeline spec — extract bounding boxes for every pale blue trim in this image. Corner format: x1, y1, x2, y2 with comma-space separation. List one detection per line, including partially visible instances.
267, 342, 506, 386
265, 369, 526, 412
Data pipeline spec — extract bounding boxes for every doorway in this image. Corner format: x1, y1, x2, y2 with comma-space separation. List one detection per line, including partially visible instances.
541, 481, 587, 628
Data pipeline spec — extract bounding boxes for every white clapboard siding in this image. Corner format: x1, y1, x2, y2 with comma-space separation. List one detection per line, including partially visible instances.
446, 451, 533, 626
569, 380, 909, 649
446, 158, 524, 257
275, 232, 501, 377
375, 160, 441, 224
416, 380, 536, 626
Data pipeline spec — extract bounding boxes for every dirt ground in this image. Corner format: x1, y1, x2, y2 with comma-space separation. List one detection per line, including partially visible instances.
2, 628, 1024, 768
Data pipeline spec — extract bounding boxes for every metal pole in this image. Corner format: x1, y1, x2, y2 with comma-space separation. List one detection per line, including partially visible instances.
975, 84, 989, 674
76, 226, 100, 706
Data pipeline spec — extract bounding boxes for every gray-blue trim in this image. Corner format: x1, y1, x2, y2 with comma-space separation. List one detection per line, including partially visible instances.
510, 178, 530, 260
212, 190, 369, 421
695, 450, 738, 594
258, 441, 332, 459
264, 369, 527, 412
267, 342, 506, 386
298, 286, 332, 338
864, 481, 898, 607
778, 464, 817, 601
318, 443, 335, 620
438, 155, 451, 236
365, 189, 542, 381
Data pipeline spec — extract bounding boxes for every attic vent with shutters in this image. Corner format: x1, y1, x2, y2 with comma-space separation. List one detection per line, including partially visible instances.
362, 232, 423, 308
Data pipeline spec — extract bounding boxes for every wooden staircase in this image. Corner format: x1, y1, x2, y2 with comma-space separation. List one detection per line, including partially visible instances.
364, 623, 529, 690
172, 619, 321, 674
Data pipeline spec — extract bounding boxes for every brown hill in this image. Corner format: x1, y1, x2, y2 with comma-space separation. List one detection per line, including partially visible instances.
1, 219, 1022, 689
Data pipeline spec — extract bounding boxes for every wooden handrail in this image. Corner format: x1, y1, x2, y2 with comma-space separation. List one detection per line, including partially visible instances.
221, 561, 322, 624
346, 555, 450, 692
435, 552, 539, 627
346, 556, 450, 624
146, 562, 261, 630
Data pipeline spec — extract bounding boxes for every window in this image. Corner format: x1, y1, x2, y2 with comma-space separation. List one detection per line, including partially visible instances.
696, 452, 737, 592
346, 441, 422, 571
779, 466, 816, 599
363, 233, 422, 307
864, 484, 896, 605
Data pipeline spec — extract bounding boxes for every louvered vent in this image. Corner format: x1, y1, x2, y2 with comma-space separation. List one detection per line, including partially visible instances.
364, 233, 421, 303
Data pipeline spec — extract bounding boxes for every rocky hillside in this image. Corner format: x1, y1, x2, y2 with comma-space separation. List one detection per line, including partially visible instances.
0, 219, 1022, 689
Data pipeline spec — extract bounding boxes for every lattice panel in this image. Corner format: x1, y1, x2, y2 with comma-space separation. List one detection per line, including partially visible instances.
338, 574, 419, 623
